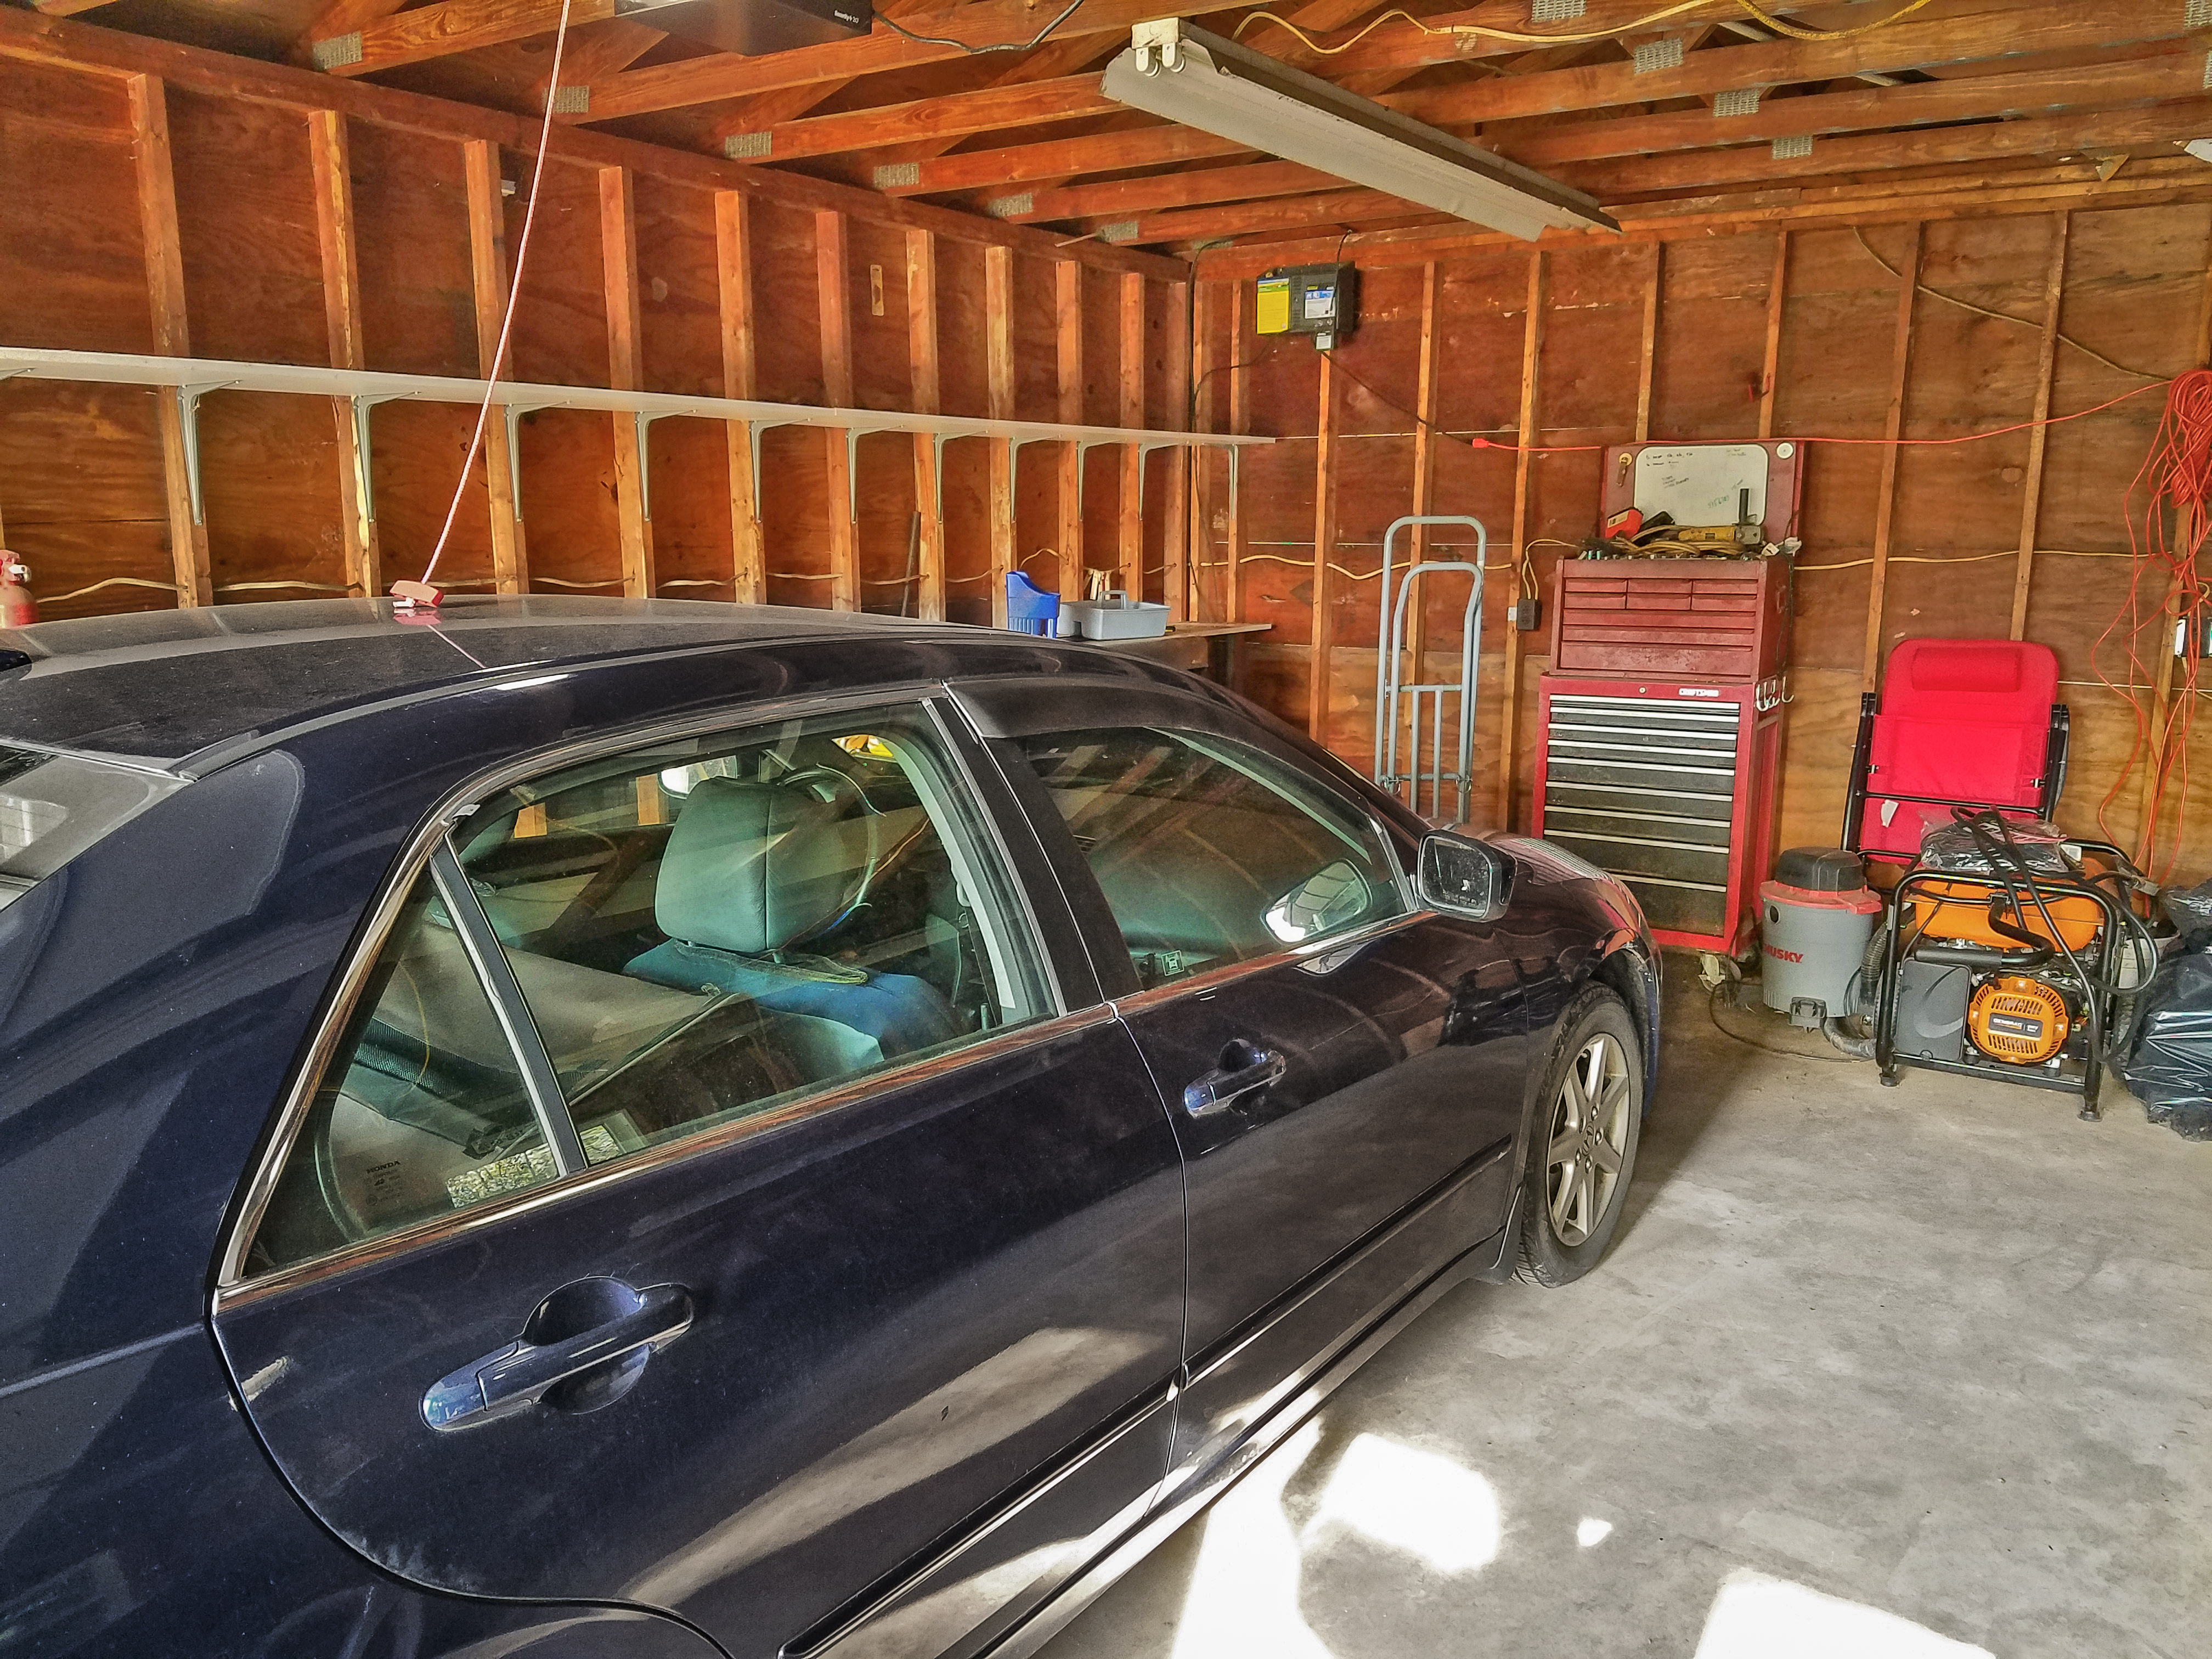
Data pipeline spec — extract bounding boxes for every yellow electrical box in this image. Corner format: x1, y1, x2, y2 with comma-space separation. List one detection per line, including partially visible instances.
1254, 263, 1357, 347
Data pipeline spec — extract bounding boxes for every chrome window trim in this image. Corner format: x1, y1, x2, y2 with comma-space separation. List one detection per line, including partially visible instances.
1107, 910, 1431, 1019
921, 697, 1067, 1020
215, 1005, 1118, 1313
214, 681, 1069, 1295
428, 839, 588, 1177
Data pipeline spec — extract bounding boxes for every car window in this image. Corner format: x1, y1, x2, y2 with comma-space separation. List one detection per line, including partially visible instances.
248, 871, 562, 1271
245, 704, 1051, 1277
1013, 727, 1408, 990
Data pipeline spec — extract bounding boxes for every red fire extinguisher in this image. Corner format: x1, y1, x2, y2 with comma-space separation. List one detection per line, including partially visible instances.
0, 555, 34, 628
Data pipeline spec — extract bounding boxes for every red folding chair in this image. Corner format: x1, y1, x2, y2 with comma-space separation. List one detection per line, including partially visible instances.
1842, 638, 2070, 863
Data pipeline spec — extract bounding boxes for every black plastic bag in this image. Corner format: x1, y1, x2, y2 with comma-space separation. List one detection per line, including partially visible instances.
2162, 878, 2212, 934
2120, 938, 2212, 1139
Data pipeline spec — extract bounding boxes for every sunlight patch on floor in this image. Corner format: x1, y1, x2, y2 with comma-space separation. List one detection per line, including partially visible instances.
1169, 1424, 1506, 1659
1300, 1432, 1502, 1574
1693, 1568, 1993, 1659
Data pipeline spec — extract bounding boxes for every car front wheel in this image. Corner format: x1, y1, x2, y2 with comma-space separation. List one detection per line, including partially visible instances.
1515, 987, 1644, 1286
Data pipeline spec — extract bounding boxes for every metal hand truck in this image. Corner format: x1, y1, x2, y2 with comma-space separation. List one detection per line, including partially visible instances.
1373, 515, 1487, 825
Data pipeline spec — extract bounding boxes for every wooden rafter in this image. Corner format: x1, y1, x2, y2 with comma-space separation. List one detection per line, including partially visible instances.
579, 0, 1246, 123
703, 0, 1005, 142
877, 123, 1248, 198
0, 5, 1182, 281
1386, 0, 2197, 128
311, 0, 617, 77
1489, 46, 2205, 168
291, 1, 410, 67
1097, 187, 1426, 248
1190, 155, 2211, 274
1560, 101, 2212, 195
720, 74, 1113, 164
990, 161, 1342, 226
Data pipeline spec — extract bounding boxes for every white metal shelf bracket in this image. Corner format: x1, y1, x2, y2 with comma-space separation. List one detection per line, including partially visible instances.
175, 383, 232, 525
634, 410, 670, 521
1135, 439, 1180, 517
1073, 439, 1116, 513
931, 432, 953, 516
747, 420, 792, 517
503, 403, 538, 522
349, 393, 407, 522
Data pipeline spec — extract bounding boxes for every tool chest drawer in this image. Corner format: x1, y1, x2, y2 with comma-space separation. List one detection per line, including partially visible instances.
1531, 679, 1781, 955
1548, 557, 1790, 682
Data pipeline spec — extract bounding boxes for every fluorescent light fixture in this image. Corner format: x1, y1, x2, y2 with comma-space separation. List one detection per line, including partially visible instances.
1102, 19, 1618, 242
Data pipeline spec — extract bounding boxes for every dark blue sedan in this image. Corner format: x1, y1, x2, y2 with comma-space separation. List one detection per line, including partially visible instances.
0, 598, 1658, 1658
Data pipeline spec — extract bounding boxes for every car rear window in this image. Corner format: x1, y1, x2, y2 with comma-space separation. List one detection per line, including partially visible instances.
0, 744, 185, 911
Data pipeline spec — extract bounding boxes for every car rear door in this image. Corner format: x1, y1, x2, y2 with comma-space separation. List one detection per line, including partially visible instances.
958, 679, 1533, 1482
211, 693, 1187, 1659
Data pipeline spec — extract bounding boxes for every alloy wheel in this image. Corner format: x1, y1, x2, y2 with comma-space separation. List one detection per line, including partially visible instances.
1543, 1032, 1632, 1248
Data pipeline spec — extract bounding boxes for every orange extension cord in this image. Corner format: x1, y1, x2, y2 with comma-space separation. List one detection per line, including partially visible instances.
2095, 368, 2212, 879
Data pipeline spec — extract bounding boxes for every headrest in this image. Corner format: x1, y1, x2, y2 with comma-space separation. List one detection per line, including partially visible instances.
653, 777, 867, 957
1883, 639, 2058, 717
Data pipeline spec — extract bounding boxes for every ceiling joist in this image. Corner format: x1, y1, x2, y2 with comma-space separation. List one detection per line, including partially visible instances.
41, 0, 2212, 262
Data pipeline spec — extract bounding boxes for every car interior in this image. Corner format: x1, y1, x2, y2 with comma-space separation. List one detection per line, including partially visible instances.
248, 713, 1041, 1273
1012, 728, 1406, 990
246, 715, 1410, 1276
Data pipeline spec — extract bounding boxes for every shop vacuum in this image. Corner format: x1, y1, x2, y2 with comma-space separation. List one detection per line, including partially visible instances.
1759, 847, 1883, 1054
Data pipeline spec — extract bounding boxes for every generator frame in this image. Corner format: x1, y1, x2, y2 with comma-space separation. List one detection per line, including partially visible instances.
1874, 856, 2135, 1120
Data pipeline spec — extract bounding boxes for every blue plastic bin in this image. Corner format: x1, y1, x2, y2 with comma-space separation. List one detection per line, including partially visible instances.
1006, 571, 1059, 636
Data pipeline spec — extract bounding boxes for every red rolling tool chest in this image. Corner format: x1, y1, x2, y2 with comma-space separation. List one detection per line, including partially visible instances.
1532, 556, 1791, 955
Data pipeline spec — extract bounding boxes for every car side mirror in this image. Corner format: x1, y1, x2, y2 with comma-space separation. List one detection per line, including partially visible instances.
1418, 832, 1511, 922
1264, 859, 1370, 944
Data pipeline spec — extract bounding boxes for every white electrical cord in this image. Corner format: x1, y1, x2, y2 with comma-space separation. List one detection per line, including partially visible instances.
412, 0, 575, 599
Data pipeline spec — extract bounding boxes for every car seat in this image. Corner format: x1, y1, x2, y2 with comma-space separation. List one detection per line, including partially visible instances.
624, 776, 961, 1060
1842, 637, 2070, 863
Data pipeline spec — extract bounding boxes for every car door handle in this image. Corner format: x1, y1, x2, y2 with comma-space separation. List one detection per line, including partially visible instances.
1182, 1041, 1287, 1118
422, 1278, 693, 1431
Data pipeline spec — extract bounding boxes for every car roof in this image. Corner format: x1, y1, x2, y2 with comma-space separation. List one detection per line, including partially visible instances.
0, 595, 1065, 769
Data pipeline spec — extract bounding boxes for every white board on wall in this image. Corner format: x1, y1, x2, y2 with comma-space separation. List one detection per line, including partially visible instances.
1632, 444, 1768, 527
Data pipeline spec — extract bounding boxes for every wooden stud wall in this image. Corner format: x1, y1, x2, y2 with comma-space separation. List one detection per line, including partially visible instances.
1190, 200, 2212, 884
0, 23, 1182, 622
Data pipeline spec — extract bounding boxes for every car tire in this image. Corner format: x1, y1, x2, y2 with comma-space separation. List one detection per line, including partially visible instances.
1514, 986, 1644, 1287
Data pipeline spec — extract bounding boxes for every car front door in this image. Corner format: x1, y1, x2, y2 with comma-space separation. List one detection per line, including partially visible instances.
957, 680, 1533, 1483
211, 694, 1187, 1659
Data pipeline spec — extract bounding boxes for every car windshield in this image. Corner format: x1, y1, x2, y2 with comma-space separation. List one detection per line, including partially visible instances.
0, 746, 184, 912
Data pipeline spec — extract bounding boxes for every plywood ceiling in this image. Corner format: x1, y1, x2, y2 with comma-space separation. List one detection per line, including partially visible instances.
30, 0, 2212, 253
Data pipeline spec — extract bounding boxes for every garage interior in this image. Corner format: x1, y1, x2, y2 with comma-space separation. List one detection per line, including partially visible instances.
3, 0, 2210, 1654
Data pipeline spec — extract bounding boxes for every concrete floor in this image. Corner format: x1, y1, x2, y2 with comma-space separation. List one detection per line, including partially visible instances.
1041, 958, 2212, 1659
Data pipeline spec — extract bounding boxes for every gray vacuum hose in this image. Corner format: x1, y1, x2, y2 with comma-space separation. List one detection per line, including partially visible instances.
1822, 1018, 1877, 1060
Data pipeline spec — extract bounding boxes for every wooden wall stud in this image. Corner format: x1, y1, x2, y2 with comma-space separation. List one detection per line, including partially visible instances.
1055, 259, 1084, 606
985, 242, 1016, 626
1497, 249, 1547, 832
1306, 346, 1340, 743
130, 74, 213, 608
1862, 221, 1922, 693
1163, 279, 1191, 619
907, 227, 945, 620
1118, 270, 1145, 596
816, 207, 857, 611
603, 165, 655, 601
1758, 230, 1790, 441
716, 189, 765, 604
2010, 212, 2068, 640
308, 109, 379, 597
463, 138, 526, 592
